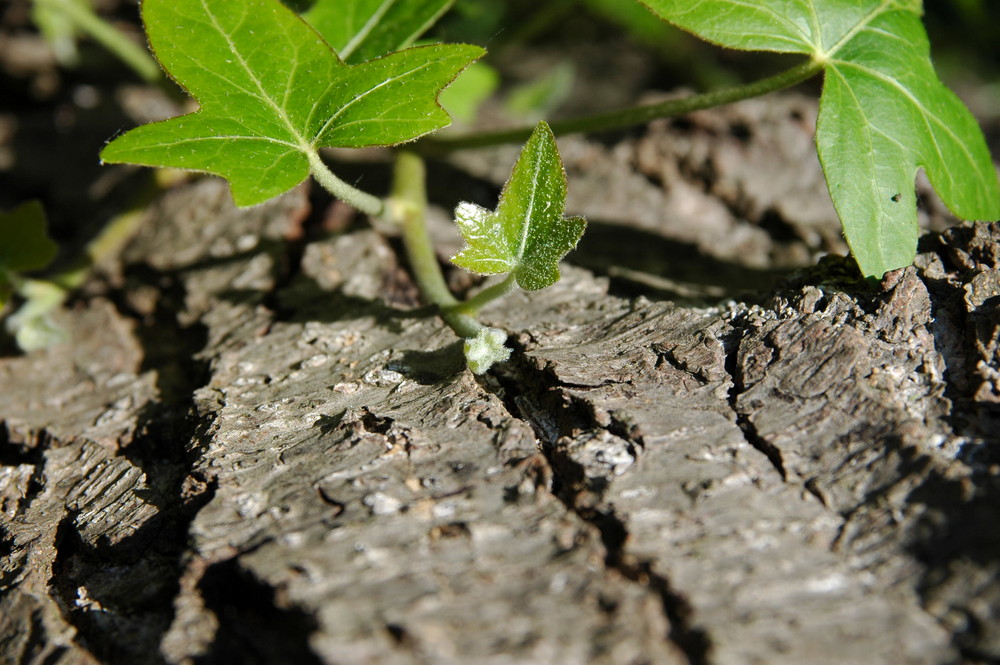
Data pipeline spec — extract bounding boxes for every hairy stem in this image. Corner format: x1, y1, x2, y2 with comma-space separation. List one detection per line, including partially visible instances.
41, 0, 162, 82
421, 59, 823, 152
307, 149, 386, 218
390, 152, 482, 339
446, 273, 518, 316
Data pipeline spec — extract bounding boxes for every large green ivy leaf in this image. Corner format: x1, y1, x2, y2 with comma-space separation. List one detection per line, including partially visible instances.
303, 0, 453, 64
452, 122, 586, 291
640, 0, 1000, 278
100, 0, 481, 207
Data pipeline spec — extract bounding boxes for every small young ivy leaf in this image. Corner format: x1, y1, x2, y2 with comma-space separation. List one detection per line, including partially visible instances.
303, 0, 454, 64
451, 122, 586, 290
100, 0, 482, 207
0, 201, 58, 310
464, 327, 512, 375
640, 0, 1000, 279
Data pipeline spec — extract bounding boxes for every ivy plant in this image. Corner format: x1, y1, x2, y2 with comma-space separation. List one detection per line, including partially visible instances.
99, 0, 483, 208
450, 122, 586, 372
429, 1, 999, 280
100, 0, 583, 373
89, 0, 1000, 373
638, 0, 1000, 279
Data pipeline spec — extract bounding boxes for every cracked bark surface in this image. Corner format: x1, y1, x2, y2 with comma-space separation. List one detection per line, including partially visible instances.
2, 98, 1000, 664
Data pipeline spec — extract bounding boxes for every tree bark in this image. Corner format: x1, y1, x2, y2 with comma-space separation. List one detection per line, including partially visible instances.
2, 97, 999, 665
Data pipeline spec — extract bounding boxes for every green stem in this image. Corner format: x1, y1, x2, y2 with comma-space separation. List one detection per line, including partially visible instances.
46, 0, 162, 82
390, 152, 482, 339
421, 58, 822, 153
446, 273, 518, 316
307, 149, 385, 218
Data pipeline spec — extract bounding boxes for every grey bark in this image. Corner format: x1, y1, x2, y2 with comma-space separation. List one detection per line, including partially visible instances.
2, 97, 999, 665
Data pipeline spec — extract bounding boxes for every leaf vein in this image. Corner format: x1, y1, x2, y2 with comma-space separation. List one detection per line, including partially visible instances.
828, 67, 888, 265
822, 0, 892, 57
198, 0, 306, 147
314, 59, 442, 142
834, 60, 985, 183
340, 0, 397, 60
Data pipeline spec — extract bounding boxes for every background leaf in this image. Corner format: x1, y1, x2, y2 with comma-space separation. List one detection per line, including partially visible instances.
504, 61, 575, 121
0, 201, 58, 311
452, 122, 586, 291
0, 201, 58, 275
640, 0, 1000, 278
438, 61, 499, 123
303, 0, 454, 64
100, 0, 481, 206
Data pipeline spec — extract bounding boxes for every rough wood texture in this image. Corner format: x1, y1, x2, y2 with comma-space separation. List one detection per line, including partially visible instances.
2, 99, 999, 664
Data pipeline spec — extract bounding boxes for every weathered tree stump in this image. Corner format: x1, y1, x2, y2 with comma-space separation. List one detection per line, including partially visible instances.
2, 97, 998, 665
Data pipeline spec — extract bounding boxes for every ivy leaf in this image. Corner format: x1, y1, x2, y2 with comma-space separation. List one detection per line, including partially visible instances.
452, 122, 586, 291
464, 327, 512, 375
505, 61, 576, 121
303, 0, 454, 64
0, 201, 58, 275
100, 0, 482, 207
0, 201, 58, 310
640, 0, 1000, 279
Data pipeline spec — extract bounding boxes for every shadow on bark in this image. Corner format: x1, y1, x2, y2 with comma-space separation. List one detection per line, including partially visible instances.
50, 506, 180, 665
195, 558, 324, 665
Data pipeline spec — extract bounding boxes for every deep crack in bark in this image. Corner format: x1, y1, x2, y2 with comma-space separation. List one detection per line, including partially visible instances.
46, 267, 221, 665
488, 349, 713, 665
720, 320, 788, 481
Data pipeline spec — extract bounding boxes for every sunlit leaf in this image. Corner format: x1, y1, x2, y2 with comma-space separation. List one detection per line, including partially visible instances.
452, 122, 586, 290
640, 0, 1000, 278
100, 0, 481, 206
303, 0, 453, 63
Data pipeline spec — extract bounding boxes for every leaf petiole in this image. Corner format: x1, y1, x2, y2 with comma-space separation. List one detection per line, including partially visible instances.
307, 150, 385, 218
446, 273, 518, 317
310, 149, 489, 341
421, 59, 823, 152
390, 151, 483, 339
